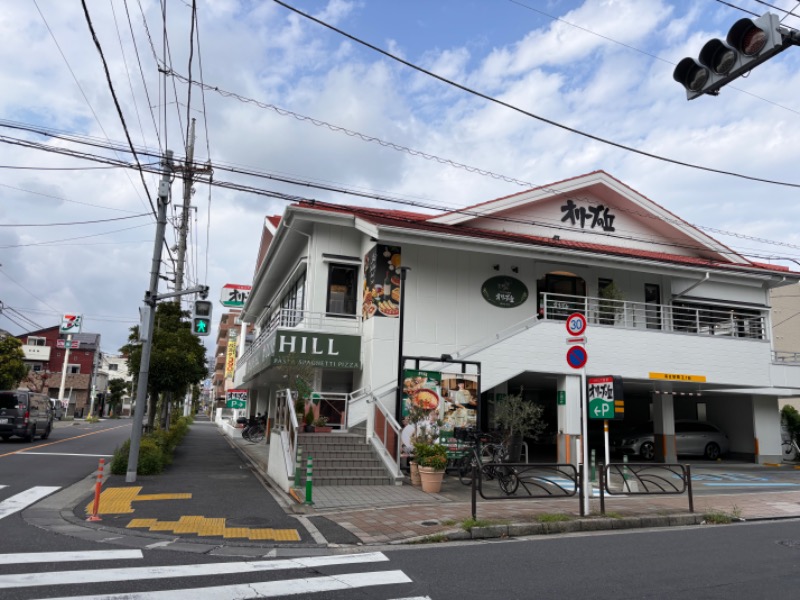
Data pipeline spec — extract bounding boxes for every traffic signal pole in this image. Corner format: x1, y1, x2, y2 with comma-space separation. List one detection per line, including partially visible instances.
127, 151, 173, 483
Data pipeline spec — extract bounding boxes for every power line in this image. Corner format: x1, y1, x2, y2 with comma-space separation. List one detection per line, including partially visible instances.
0, 223, 152, 250
0, 213, 150, 227
0, 182, 143, 214
81, 0, 157, 219
270, 0, 800, 191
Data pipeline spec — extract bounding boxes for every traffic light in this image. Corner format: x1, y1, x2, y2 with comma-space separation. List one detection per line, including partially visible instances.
192, 300, 213, 337
673, 12, 787, 100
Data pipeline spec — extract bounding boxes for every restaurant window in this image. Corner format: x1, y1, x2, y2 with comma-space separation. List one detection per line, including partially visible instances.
326, 264, 357, 317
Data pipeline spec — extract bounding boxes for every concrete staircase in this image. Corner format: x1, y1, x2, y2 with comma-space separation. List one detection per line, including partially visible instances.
297, 431, 394, 486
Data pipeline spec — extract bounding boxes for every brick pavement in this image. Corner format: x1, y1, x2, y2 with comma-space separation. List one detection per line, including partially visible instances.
231, 428, 800, 546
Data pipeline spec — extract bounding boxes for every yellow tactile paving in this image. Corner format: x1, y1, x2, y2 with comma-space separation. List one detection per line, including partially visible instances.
137, 493, 193, 502
84, 487, 193, 515
125, 516, 300, 541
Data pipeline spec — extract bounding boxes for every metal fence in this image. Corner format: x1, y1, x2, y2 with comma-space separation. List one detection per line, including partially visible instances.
601, 463, 694, 513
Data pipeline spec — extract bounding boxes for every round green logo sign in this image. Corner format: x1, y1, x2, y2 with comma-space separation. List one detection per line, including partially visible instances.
481, 276, 529, 308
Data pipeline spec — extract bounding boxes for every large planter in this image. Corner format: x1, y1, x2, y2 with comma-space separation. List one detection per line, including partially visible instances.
409, 461, 421, 486
418, 466, 445, 493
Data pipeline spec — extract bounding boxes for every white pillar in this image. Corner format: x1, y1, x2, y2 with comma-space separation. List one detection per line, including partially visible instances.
753, 395, 782, 464
653, 391, 676, 462
557, 374, 582, 466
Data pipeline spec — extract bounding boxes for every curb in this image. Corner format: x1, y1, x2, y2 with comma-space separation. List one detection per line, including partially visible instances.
400, 513, 707, 544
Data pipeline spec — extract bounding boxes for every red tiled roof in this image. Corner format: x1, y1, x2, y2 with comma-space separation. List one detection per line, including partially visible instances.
291, 200, 796, 277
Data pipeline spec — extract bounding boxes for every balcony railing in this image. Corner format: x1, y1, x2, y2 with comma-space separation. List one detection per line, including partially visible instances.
237, 308, 362, 373
540, 292, 768, 340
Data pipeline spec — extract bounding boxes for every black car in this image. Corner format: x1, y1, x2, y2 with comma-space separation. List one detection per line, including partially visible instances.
0, 390, 54, 442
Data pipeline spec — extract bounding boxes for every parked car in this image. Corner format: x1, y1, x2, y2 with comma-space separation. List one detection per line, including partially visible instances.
611, 419, 729, 460
0, 390, 54, 442
49, 398, 64, 420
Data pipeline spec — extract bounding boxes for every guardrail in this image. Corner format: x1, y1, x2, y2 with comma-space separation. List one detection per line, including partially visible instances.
470, 463, 582, 519
600, 463, 694, 513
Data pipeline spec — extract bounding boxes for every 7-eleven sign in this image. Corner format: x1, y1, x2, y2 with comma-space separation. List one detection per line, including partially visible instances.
59, 314, 83, 335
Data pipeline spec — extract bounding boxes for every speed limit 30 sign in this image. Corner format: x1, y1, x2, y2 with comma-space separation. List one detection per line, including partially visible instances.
566, 313, 587, 337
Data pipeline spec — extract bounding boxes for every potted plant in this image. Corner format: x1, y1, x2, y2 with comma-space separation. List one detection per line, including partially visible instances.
405, 403, 438, 486
414, 442, 448, 493
303, 406, 315, 432
493, 393, 547, 463
313, 415, 332, 433
598, 281, 624, 325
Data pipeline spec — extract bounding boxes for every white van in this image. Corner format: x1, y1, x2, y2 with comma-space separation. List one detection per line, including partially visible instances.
49, 398, 64, 420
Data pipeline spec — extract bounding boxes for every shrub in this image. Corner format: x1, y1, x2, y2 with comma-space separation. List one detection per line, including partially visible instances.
109, 438, 164, 475
109, 417, 191, 475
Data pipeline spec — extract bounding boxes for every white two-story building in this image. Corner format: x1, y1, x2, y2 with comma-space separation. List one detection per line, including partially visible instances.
234, 171, 800, 472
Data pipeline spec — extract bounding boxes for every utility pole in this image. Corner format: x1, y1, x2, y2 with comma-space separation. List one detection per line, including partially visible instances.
173, 118, 212, 419
127, 150, 173, 483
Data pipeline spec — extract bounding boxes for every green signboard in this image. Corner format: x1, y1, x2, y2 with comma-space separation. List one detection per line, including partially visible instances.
557, 390, 566, 406
226, 389, 248, 410
481, 276, 529, 308
273, 331, 361, 370
588, 376, 623, 420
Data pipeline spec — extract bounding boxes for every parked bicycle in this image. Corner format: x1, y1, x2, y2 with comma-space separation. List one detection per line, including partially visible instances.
454, 427, 519, 495
782, 436, 799, 461
242, 414, 266, 443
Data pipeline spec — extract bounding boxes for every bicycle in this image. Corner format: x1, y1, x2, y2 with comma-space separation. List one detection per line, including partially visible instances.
454, 428, 519, 495
242, 421, 266, 443
782, 436, 799, 461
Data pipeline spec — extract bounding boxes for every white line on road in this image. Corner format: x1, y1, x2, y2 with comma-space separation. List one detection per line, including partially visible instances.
11, 452, 113, 457
0, 550, 142, 565
0, 552, 390, 589
0, 486, 60, 520
47, 570, 411, 600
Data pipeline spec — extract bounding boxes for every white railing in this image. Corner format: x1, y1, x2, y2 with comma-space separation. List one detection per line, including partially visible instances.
367, 387, 403, 478
274, 388, 299, 479
540, 292, 768, 340
345, 386, 370, 428
773, 351, 800, 364
237, 308, 363, 372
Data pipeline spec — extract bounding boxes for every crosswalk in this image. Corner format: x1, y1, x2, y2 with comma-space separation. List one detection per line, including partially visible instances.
0, 550, 430, 599
0, 484, 60, 520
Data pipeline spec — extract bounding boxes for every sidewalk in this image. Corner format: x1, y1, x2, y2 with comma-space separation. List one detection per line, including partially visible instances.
35, 420, 800, 553
231, 425, 800, 545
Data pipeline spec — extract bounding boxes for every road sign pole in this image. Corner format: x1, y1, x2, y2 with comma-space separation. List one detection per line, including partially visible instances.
604, 419, 610, 467
581, 366, 589, 516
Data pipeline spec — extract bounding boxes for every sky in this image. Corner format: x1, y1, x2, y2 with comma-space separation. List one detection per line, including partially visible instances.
1, 0, 800, 359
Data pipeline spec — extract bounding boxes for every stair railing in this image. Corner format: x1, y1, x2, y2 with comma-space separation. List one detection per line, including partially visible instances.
366, 387, 403, 478
274, 388, 299, 479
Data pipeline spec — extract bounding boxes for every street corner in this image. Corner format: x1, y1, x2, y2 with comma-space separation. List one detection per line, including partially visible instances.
77, 483, 307, 544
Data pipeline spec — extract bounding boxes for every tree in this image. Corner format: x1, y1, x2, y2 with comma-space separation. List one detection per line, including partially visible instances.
0, 337, 28, 390
121, 302, 207, 428
493, 393, 547, 461
107, 378, 128, 417
21, 369, 60, 394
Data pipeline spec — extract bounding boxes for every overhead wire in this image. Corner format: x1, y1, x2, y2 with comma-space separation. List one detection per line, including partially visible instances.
0, 182, 143, 214
80, 0, 157, 218
32, 0, 155, 218
270, 0, 800, 190
0, 213, 151, 227
3, 126, 800, 264
124, 0, 162, 153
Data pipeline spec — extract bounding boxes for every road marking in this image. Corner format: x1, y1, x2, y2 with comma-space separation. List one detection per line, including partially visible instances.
14, 452, 113, 458
0, 552, 390, 589
701, 482, 800, 487
0, 486, 60, 520
127, 516, 301, 541
46, 570, 411, 600
0, 425, 128, 459
84, 487, 192, 514
0, 550, 142, 565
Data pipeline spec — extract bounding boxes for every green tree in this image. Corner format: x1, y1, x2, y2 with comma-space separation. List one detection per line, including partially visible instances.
0, 337, 28, 390
107, 378, 128, 417
121, 302, 207, 428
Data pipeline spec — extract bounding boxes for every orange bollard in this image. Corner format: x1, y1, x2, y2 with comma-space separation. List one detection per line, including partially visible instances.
86, 458, 105, 522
